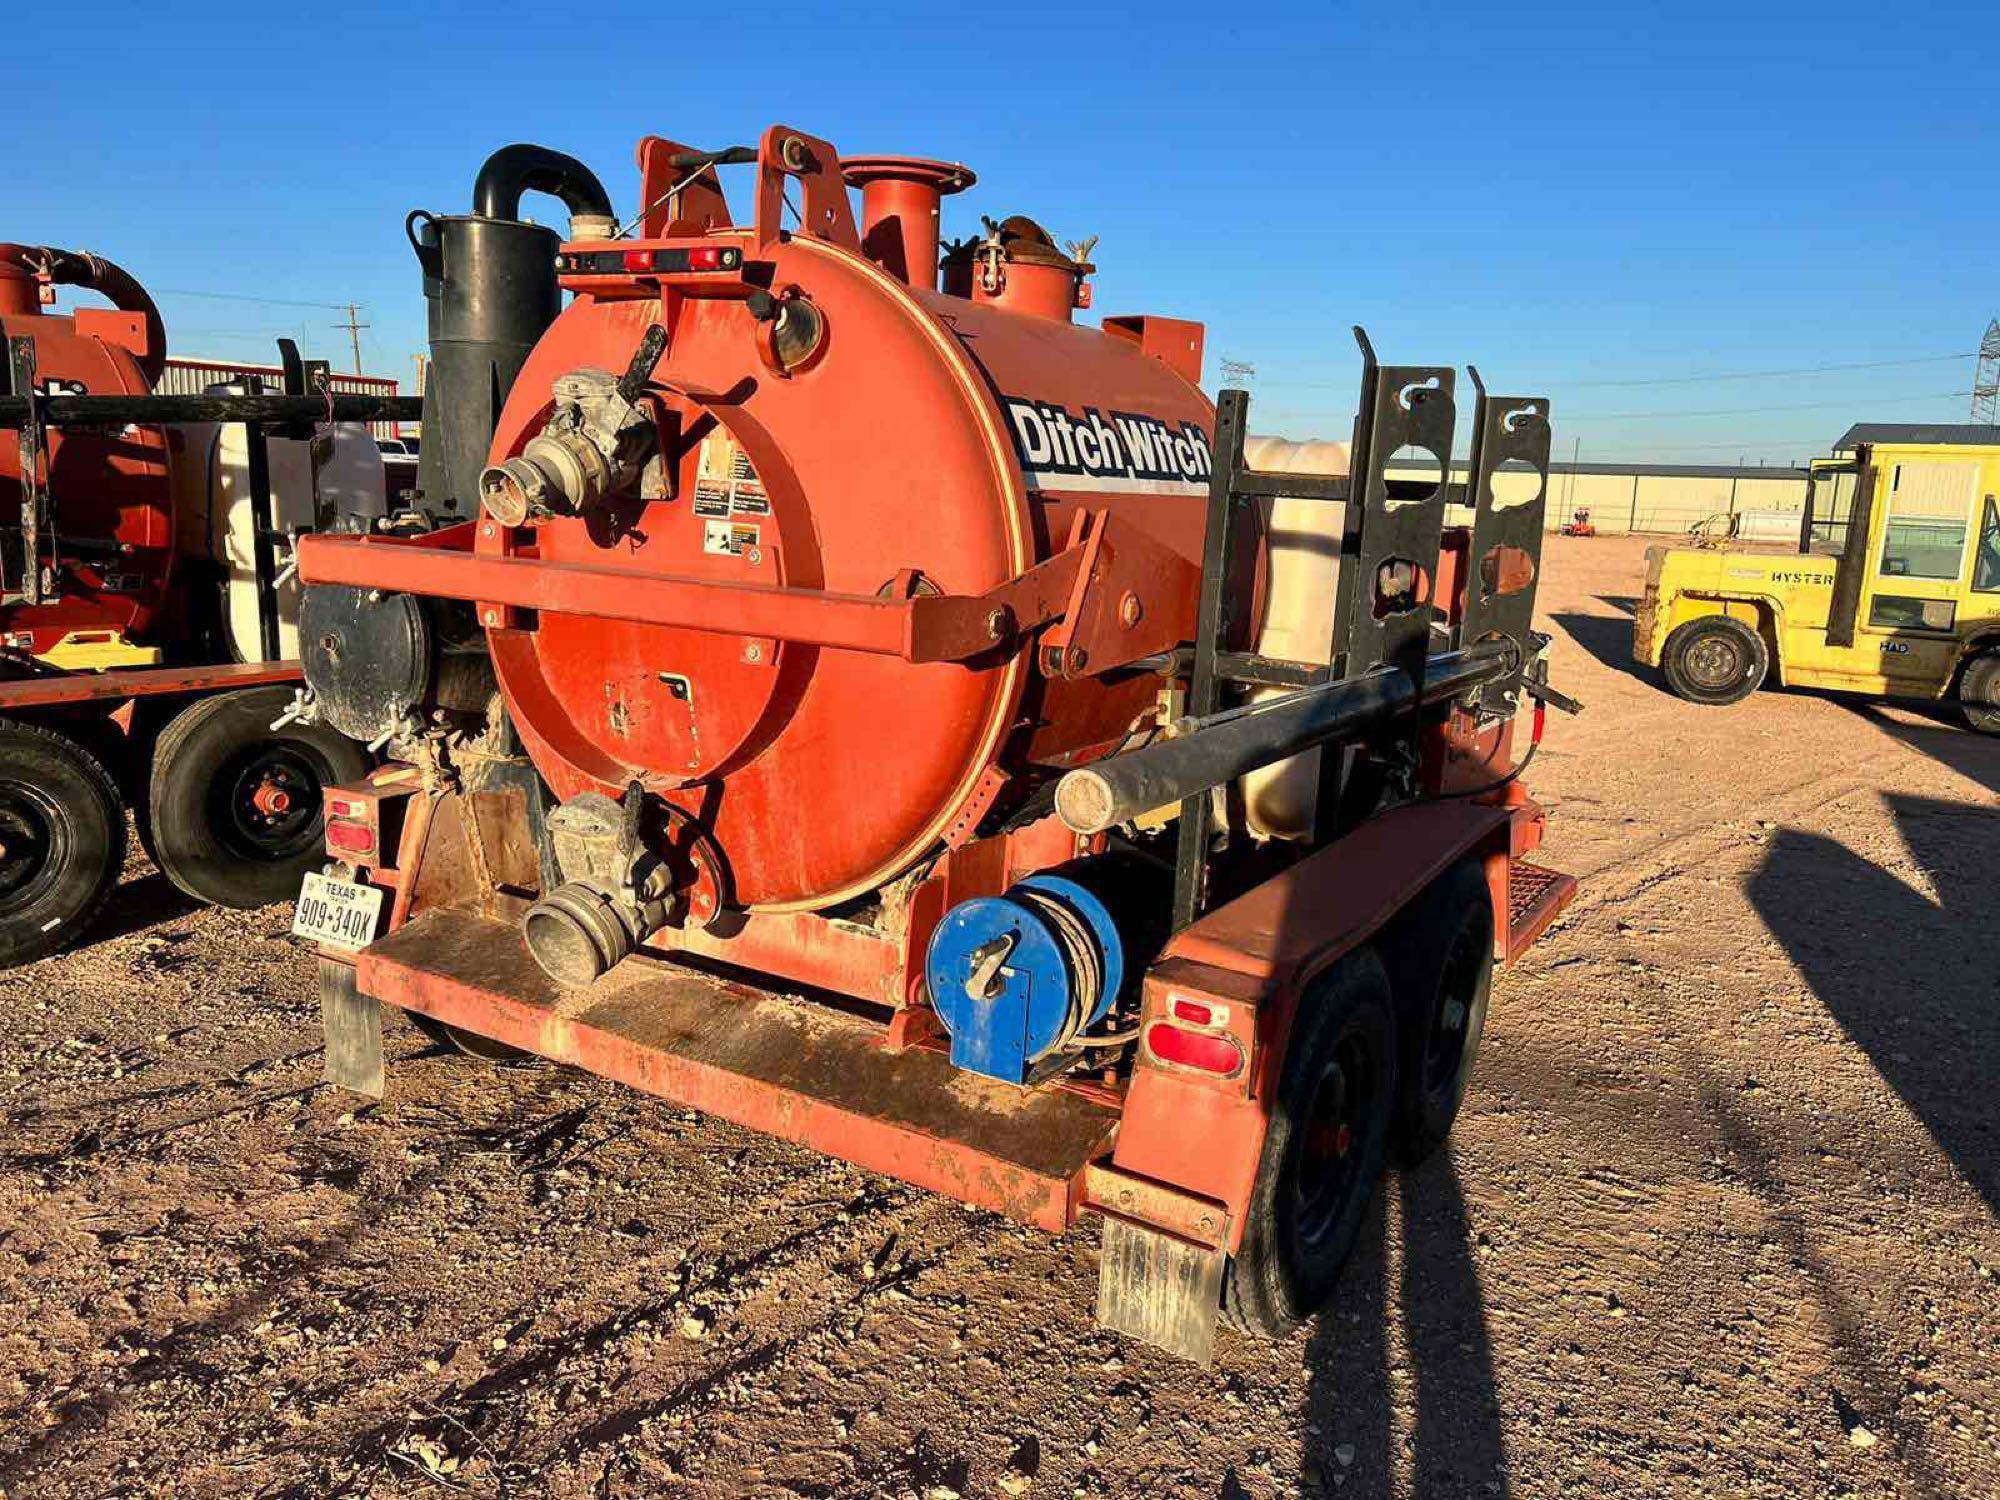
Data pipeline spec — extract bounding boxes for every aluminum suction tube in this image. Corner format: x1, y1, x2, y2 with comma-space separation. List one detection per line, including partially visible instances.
1053, 638, 1519, 835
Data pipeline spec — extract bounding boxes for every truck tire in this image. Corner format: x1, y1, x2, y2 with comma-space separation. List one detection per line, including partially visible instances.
0, 719, 127, 966
1221, 946, 1398, 1339
1959, 653, 2000, 736
1661, 615, 1767, 706
148, 686, 369, 909
1378, 858, 1495, 1166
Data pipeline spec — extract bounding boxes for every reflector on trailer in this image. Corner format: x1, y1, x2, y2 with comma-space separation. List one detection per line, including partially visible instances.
1143, 1022, 1244, 1078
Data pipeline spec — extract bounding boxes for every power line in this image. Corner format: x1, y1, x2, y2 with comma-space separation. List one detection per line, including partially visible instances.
150, 285, 350, 311
1245, 350, 1976, 391
1562, 389, 1969, 422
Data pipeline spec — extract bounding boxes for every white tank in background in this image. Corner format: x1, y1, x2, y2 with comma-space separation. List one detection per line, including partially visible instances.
1240, 435, 1352, 842
201, 389, 386, 661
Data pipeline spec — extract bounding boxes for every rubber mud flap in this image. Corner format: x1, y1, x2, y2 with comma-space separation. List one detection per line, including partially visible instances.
1096, 1215, 1224, 1365
321, 958, 384, 1098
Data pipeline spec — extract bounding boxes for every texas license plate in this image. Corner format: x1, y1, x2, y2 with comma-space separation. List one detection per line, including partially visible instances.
292, 871, 386, 952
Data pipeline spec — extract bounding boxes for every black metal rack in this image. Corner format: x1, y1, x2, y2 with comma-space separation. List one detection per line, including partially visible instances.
1169, 329, 1552, 930
1, 337, 422, 658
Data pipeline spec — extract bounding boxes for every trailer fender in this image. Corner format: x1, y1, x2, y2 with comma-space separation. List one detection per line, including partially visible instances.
1109, 800, 1514, 1253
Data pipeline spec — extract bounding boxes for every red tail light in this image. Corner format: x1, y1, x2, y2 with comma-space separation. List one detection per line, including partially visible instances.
622, 248, 654, 272
326, 819, 376, 856
1145, 1022, 1245, 1078
687, 245, 726, 271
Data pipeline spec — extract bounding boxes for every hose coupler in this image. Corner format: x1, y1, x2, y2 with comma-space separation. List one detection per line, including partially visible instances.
523, 881, 653, 986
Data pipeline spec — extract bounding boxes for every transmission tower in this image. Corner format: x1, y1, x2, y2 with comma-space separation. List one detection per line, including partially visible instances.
1975, 318, 2000, 425
1218, 357, 1255, 389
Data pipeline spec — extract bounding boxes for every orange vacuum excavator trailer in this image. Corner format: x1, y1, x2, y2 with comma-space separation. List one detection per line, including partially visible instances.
294, 126, 1579, 1362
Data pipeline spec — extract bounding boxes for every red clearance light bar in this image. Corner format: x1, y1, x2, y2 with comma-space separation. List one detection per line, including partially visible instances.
1170, 995, 1229, 1028
559, 245, 742, 275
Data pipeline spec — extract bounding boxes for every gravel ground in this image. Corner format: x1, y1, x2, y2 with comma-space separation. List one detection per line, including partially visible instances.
1, 532, 1995, 1499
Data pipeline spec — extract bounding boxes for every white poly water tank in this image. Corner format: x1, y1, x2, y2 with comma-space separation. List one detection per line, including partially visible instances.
1240, 435, 1351, 842
207, 407, 386, 661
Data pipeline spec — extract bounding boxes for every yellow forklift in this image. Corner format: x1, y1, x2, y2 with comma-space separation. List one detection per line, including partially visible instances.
1634, 426, 2000, 733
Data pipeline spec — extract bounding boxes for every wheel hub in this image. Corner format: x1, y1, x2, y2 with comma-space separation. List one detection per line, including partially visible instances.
1293, 1041, 1378, 1248
1685, 635, 1743, 689
216, 746, 325, 860
0, 782, 64, 907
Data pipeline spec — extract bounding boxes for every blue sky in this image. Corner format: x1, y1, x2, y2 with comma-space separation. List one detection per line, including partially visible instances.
10, 0, 1995, 465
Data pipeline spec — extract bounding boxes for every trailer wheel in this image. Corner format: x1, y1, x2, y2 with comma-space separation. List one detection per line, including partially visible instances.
1379, 858, 1494, 1166
148, 686, 369, 909
406, 1010, 530, 1063
0, 719, 127, 966
1660, 616, 1767, 706
1221, 946, 1398, 1339
1959, 653, 2000, 736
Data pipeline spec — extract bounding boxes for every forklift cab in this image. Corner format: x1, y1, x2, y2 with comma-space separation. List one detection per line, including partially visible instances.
1636, 434, 2000, 731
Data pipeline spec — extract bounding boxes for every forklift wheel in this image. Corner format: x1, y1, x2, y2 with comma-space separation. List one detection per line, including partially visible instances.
148, 686, 369, 909
1221, 946, 1398, 1339
1378, 857, 1494, 1167
0, 719, 127, 967
1960, 654, 2000, 736
1661, 616, 1767, 706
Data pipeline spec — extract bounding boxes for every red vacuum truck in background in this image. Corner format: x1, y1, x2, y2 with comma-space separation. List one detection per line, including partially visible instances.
0, 244, 417, 964
294, 129, 1579, 1360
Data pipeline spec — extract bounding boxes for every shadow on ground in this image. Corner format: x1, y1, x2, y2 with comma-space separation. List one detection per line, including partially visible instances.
1747, 792, 2000, 1214
84, 871, 204, 946
1550, 594, 1643, 677
1844, 700, 2000, 799
1293, 1150, 1508, 1498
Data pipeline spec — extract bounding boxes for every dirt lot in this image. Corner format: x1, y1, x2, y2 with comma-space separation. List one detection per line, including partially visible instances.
1, 532, 1995, 1499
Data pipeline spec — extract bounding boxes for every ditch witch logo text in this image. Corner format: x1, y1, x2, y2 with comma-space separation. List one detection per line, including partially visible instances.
1004, 398, 1214, 495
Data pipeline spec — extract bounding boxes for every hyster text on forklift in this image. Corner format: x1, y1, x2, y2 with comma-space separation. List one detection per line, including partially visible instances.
291, 130, 1580, 1360
1637, 425, 2000, 732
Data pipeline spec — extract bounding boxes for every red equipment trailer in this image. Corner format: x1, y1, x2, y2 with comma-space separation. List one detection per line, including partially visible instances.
297, 128, 1578, 1360
0, 244, 418, 963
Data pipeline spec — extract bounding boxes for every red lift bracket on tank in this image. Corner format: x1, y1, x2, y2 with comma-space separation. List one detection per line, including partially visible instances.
296, 526, 1089, 665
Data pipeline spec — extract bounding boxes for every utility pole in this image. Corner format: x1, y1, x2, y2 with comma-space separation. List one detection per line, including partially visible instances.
336, 303, 369, 374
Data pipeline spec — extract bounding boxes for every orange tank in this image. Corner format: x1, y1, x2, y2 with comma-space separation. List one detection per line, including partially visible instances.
456, 127, 1218, 911
0, 245, 174, 652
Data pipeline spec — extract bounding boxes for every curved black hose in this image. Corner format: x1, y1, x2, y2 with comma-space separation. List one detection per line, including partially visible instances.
4, 244, 167, 386
472, 144, 613, 222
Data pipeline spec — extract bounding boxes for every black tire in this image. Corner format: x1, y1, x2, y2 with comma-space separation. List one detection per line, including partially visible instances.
1221, 946, 1399, 1339
1661, 615, 1768, 706
148, 686, 369, 909
406, 1010, 530, 1063
1378, 858, 1495, 1166
0, 719, 126, 966
1959, 653, 2000, 736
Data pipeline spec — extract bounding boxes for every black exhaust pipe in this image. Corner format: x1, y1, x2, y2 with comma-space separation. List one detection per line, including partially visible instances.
410, 145, 614, 519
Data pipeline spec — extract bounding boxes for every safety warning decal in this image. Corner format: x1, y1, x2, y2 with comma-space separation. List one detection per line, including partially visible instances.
1002, 398, 1213, 496
704, 519, 760, 557
694, 430, 770, 518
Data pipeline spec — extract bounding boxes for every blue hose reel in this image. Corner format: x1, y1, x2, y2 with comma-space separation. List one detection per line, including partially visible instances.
924, 873, 1126, 1085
